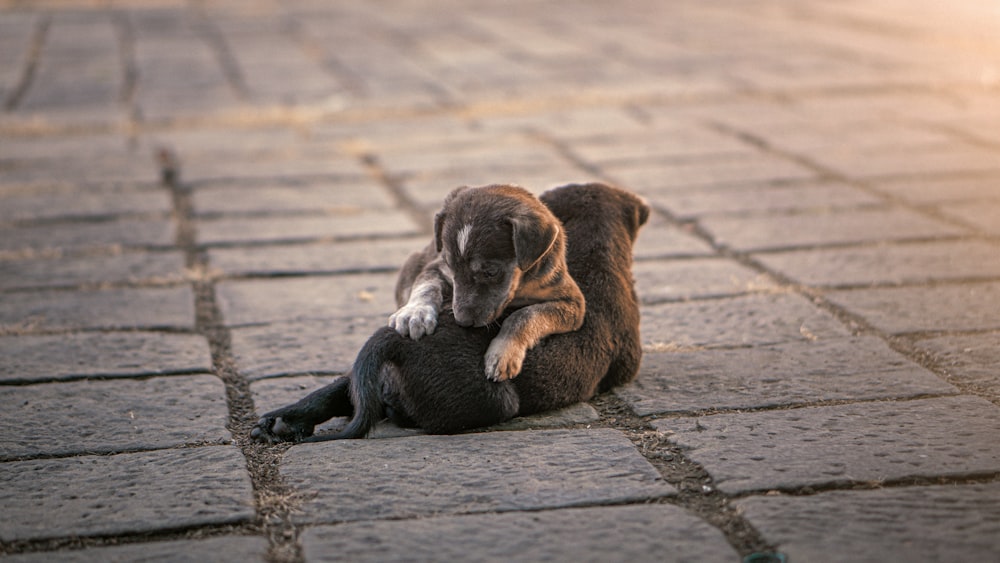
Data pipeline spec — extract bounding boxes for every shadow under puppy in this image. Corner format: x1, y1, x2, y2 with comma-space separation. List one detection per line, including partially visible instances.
251, 182, 649, 442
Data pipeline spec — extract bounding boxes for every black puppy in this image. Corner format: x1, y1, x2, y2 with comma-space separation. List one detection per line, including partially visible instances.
250, 183, 649, 442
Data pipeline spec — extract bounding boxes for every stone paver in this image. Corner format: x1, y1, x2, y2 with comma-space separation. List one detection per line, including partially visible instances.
640, 293, 850, 350
0, 186, 171, 222
0, 251, 187, 290
0, 332, 212, 383
230, 316, 387, 379
914, 332, 1000, 400
281, 429, 673, 524
196, 210, 420, 246
826, 282, 1000, 334
699, 207, 965, 252
216, 275, 396, 326
754, 240, 1000, 287
191, 179, 395, 215
632, 215, 716, 260
207, 237, 423, 277
647, 180, 884, 218
633, 257, 777, 304
1, 375, 230, 459
0, 446, 254, 542
619, 337, 957, 415
603, 152, 819, 194
1, 536, 270, 563
654, 396, 1000, 494
0, 219, 176, 254
301, 504, 739, 563
738, 483, 1000, 563
0, 286, 195, 332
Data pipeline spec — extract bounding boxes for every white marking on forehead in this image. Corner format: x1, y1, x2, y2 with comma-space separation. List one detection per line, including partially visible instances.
456, 223, 473, 256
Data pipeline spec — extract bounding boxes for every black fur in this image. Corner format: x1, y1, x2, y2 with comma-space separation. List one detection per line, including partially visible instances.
251, 183, 649, 443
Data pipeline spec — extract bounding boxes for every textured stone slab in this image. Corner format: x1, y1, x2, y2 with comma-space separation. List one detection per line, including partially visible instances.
810, 143, 1000, 178
208, 236, 424, 276
196, 210, 420, 245
398, 165, 591, 210
640, 293, 850, 350
620, 337, 956, 415
0, 219, 175, 254
699, 207, 964, 252
0, 446, 254, 541
217, 275, 396, 326
825, 282, 1000, 334
0, 251, 187, 290
208, 236, 420, 275
0, 375, 230, 459
914, 332, 1000, 400
654, 396, 1000, 494
0, 286, 195, 332
650, 180, 883, 218
604, 152, 817, 193
169, 151, 366, 183
634, 258, 777, 303
567, 127, 750, 163
192, 179, 394, 215
941, 200, 1000, 235
282, 428, 673, 523
870, 175, 1000, 205
302, 504, 738, 562
632, 217, 715, 259
738, 483, 1000, 563
0, 187, 171, 222
376, 141, 565, 175
231, 316, 386, 379
2, 536, 270, 563
754, 240, 1000, 287
0, 332, 211, 383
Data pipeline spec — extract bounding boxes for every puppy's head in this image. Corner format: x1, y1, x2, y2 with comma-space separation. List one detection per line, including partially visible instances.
434, 185, 561, 327
540, 182, 650, 243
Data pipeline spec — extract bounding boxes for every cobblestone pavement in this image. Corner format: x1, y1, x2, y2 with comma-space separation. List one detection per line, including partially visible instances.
1, 1, 999, 561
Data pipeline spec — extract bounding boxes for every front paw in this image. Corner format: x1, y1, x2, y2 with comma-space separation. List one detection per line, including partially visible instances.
485, 338, 526, 382
250, 410, 316, 444
389, 303, 438, 339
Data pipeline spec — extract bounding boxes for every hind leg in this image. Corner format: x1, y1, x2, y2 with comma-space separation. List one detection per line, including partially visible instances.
251, 377, 353, 444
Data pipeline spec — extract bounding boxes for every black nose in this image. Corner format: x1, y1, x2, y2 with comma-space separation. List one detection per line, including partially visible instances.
454, 315, 474, 327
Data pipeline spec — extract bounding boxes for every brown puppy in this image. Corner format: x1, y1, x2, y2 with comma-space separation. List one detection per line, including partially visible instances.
250, 183, 649, 442
389, 184, 585, 382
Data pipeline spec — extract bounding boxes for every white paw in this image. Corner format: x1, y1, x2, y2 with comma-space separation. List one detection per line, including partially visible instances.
389, 303, 438, 339
484, 338, 525, 382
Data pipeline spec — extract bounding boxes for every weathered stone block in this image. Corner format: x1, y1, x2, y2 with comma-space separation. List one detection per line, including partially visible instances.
0, 447, 254, 541
302, 504, 738, 562
216, 275, 396, 326
738, 483, 1000, 563
0, 331, 211, 383
619, 337, 956, 415
640, 293, 850, 350
654, 396, 1000, 494
0, 375, 230, 458
281, 428, 673, 524
0, 286, 195, 331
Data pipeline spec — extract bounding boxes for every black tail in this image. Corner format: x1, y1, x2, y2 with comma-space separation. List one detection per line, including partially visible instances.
305, 329, 398, 441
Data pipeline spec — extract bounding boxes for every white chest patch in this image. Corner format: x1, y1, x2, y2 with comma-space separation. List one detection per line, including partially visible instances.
456, 223, 473, 256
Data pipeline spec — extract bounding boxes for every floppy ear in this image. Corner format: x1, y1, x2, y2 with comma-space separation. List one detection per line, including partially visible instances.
511, 213, 560, 271
433, 210, 446, 252
434, 186, 471, 252
624, 196, 651, 241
